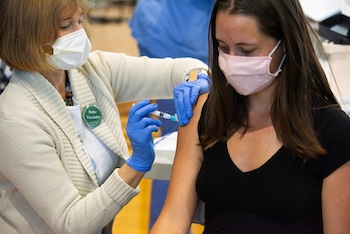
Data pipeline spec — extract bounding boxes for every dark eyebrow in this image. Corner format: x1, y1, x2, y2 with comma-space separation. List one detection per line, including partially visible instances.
236, 42, 255, 46
216, 39, 228, 45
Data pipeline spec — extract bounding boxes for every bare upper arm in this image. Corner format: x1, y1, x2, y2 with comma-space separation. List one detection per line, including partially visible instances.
322, 160, 350, 234
151, 94, 208, 233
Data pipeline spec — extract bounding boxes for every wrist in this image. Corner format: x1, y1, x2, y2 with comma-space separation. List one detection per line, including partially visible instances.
118, 165, 145, 188
126, 156, 153, 173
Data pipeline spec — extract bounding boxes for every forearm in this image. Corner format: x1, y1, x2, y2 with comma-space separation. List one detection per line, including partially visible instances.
94, 51, 208, 102
151, 217, 190, 234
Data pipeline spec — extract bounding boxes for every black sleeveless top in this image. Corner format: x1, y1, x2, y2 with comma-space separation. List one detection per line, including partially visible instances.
196, 103, 350, 233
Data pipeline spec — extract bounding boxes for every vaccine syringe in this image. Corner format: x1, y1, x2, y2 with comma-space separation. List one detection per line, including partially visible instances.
131, 103, 179, 122
151, 110, 178, 122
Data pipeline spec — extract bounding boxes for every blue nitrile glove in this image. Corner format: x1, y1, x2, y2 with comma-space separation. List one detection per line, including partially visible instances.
126, 100, 162, 172
174, 71, 211, 126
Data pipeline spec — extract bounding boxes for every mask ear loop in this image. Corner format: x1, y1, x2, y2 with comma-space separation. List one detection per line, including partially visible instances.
270, 40, 286, 74
269, 40, 282, 57
277, 53, 287, 70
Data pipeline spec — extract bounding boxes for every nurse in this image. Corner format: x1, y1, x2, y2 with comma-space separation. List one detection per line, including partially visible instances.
0, 0, 210, 233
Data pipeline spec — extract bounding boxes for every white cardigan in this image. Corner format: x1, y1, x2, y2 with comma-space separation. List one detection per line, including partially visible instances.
0, 50, 207, 233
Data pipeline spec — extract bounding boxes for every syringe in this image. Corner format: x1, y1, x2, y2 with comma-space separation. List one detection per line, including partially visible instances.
151, 110, 178, 122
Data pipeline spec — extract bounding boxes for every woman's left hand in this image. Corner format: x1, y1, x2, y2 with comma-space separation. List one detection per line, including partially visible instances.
173, 71, 211, 126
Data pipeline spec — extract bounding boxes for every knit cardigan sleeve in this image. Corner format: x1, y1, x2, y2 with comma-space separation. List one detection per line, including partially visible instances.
81, 50, 209, 104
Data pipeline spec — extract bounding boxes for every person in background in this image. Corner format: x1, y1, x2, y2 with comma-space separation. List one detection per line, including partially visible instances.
129, 0, 216, 230
151, 0, 350, 233
0, 0, 210, 233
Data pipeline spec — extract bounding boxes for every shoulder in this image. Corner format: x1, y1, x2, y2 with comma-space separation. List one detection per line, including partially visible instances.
85, 50, 128, 67
178, 93, 208, 141
194, 94, 209, 123
314, 107, 350, 177
81, 51, 136, 84
0, 74, 41, 120
315, 107, 350, 141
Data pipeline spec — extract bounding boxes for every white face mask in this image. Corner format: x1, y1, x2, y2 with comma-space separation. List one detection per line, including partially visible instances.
218, 40, 286, 96
46, 28, 91, 70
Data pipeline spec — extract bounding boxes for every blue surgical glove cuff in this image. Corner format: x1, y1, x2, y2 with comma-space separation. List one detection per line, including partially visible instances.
126, 154, 153, 172
196, 71, 211, 95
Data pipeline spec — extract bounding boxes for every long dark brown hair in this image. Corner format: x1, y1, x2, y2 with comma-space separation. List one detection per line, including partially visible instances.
201, 0, 339, 159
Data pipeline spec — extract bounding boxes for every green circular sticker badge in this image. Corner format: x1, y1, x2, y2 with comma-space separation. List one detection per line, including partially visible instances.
82, 105, 102, 128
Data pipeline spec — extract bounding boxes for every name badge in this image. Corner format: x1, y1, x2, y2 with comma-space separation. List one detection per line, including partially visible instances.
82, 105, 102, 128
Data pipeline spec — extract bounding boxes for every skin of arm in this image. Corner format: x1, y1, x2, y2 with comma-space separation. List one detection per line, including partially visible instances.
118, 164, 145, 189
322, 160, 350, 233
150, 93, 208, 234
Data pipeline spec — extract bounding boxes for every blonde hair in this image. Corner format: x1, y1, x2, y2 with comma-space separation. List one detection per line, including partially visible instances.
0, 0, 89, 71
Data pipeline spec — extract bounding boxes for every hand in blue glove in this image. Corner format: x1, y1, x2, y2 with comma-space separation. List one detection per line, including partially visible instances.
126, 100, 162, 172
174, 71, 211, 126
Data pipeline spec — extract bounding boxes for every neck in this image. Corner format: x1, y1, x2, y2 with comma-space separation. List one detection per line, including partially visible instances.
248, 77, 278, 113
247, 83, 276, 130
40, 70, 67, 101
40, 70, 66, 90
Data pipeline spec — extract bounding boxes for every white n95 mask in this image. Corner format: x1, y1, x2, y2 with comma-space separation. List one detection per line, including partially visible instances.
46, 28, 91, 70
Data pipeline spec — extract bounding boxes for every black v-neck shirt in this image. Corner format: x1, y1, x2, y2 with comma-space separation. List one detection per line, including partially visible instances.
196, 104, 350, 233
